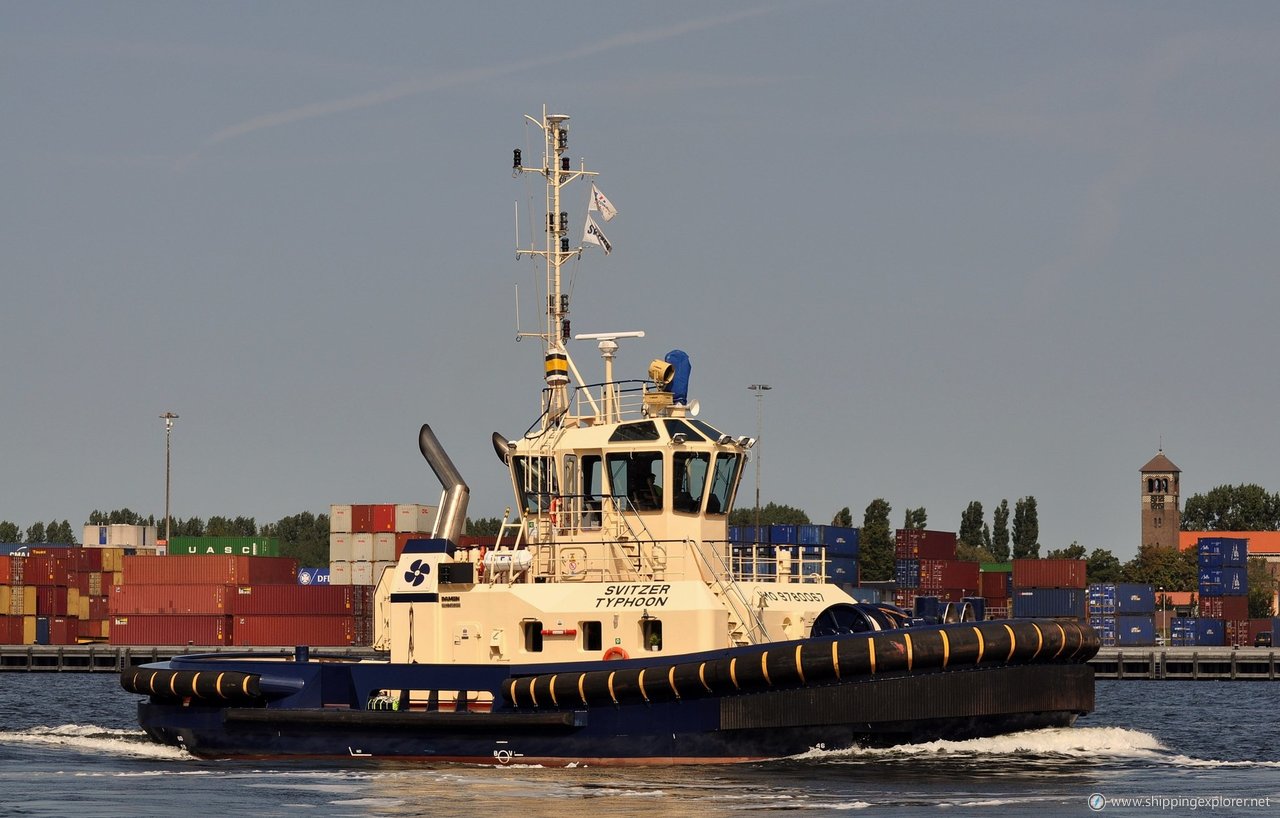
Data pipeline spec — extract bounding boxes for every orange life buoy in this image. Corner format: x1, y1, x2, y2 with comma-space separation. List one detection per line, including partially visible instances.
602, 646, 629, 661
549, 497, 561, 527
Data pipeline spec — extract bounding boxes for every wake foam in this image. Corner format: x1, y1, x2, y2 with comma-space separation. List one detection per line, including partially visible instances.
0, 724, 192, 761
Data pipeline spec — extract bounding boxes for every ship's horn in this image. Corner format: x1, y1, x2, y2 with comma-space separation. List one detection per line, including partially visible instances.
419, 424, 470, 544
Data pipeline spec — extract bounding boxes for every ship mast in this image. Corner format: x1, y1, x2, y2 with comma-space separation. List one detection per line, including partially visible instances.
514, 107, 598, 428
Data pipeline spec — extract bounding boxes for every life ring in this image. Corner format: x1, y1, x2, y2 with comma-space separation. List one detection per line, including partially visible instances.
602, 646, 629, 661
549, 497, 561, 527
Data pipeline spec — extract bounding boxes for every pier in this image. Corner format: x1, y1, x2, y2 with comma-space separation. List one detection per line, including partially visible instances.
1090, 647, 1280, 680
0, 644, 382, 672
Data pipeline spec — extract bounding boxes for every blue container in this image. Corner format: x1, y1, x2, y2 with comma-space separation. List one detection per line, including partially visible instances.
895, 559, 920, 589
769, 524, 797, 545
1221, 566, 1248, 596
1011, 588, 1085, 619
1222, 538, 1248, 566
822, 526, 859, 553
827, 556, 858, 586
36, 616, 50, 645
1194, 618, 1225, 646
1198, 583, 1221, 598
1198, 552, 1224, 570
729, 526, 770, 545
1115, 584, 1155, 614
1171, 617, 1197, 647
1197, 538, 1224, 558
797, 525, 822, 546
1199, 568, 1222, 585
914, 596, 942, 622
1116, 616, 1156, 646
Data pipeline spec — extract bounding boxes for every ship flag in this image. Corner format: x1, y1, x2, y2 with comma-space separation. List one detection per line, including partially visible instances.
583, 214, 613, 255
588, 183, 618, 221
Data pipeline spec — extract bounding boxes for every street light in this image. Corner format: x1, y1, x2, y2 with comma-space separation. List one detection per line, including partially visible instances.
1158, 585, 1167, 646
747, 384, 771, 536
160, 412, 179, 545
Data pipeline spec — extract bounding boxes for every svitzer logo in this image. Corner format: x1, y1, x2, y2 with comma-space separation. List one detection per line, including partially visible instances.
404, 559, 431, 587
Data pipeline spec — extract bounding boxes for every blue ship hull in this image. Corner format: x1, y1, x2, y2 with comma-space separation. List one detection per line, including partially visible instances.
127, 619, 1097, 764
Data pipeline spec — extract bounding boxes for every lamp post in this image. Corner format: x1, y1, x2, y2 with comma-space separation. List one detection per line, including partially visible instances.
160, 412, 179, 545
747, 384, 771, 535
1158, 585, 1167, 646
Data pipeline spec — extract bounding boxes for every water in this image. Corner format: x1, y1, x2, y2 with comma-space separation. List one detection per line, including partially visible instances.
1, 674, 1277, 816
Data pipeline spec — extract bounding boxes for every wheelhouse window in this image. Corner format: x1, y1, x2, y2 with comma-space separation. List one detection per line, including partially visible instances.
706, 453, 741, 516
581, 454, 603, 529
607, 451, 664, 511
663, 419, 705, 441
609, 421, 660, 442
511, 455, 557, 515
673, 451, 710, 513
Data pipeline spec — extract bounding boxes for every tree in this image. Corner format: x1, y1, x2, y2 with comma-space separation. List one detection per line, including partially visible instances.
467, 517, 503, 537
831, 507, 853, 527
1046, 542, 1086, 560
0, 521, 19, 542
1086, 548, 1123, 583
958, 501, 984, 550
1121, 543, 1196, 590
990, 500, 1011, 562
955, 540, 996, 564
902, 507, 927, 530
1011, 497, 1040, 559
727, 502, 811, 527
1181, 484, 1280, 531
859, 499, 893, 582
1248, 557, 1276, 618
263, 512, 330, 568
25, 522, 46, 544
46, 520, 76, 544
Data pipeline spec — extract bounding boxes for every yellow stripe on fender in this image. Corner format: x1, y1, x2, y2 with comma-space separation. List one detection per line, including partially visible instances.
939, 630, 950, 669
578, 674, 588, 705
548, 674, 559, 707
638, 669, 649, 702
607, 671, 618, 704
668, 666, 680, 699
794, 645, 806, 684
698, 662, 712, 692
729, 658, 740, 689
972, 626, 985, 664
832, 641, 840, 680
904, 633, 914, 671
1003, 624, 1016, 662
1052, 623, 1068, 659
1031, 623, 1044, 658
868, 637, 876, 675
215, 672, 227, 698
760, 652, 772, 687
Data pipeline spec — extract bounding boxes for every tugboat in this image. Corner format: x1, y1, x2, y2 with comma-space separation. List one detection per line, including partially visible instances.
122, 109, 1098, 764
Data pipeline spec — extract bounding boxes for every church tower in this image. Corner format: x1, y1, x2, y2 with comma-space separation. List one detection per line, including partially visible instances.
1140, 450, 1181, 549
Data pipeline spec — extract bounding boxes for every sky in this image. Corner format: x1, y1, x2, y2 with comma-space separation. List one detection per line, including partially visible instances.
4, 2, 1279, 560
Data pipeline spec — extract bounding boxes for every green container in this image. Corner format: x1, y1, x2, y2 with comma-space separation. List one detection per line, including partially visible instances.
980, 562, 1013, 573
166, 536, 282, 557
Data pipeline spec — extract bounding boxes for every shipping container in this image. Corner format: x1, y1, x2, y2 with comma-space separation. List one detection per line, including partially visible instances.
24, 555, 72, 587
394, 503, 436, 534
1012, 559, 1087, 589
1170, 617, 1197, 647
373, 533, 396, 563
329, 504, 353, 533
231, 584, 353, 616
0, 615, 26, 644
330, 560, 351, 586
329, 533, 353, 562
109, 583, 230, 615
369, 504, 396, 533
351, 561, 374, 586
0, 555, 24, 585
121, 555, 299, 585
1011, 588, 1086, 619
352, 533, 374, 563
822, 526, 859, 556
110, 615, 231, 645
894, 560, 920, 589
827, 556, 858, 586
1196, 538, 1223, 558
232, 614, 355, 646
1194, 618, 1225, 646
769, 524, 797, 545
1198, 552, 1224, 570
167, 536, 281, 557
979, 571, 1011, 599
35, 586, 68, 616
1115, 615, 1156, 646
1200, 595, 1249, 621
1222, 538, 1248, 566
1088, 583, 1156, 615
894, 529, 957, 560
1221, 566, 1248, 596
350, 505, 374, 533
395, 532, 416, 559
1225, 618, 1250, 647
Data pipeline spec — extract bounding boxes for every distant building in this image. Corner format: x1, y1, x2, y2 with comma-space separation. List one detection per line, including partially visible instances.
1140, 450, 1181, 550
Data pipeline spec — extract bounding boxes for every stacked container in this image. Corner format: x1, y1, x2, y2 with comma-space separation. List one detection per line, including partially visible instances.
330, 503, 436, 586
726, 524, 859, 587
0, 545, 122, 645
167, 536, 281, 556
979, 564, 1012, 618
1011, 559, 1087, 620
1197, 536, 1249, 646
892, 530, 980, 609
1088, 583, 1157, 646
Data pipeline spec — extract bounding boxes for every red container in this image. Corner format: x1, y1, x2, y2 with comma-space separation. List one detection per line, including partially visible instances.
49, 616, 76, 645
371, 504, 396, 533
109, 584, 231, 615
231, 615, 355, 646
230, 585, 354, 615
0, 615, 25, 644
72, 547, 105, 573
350, 505, 374, 533
0, 556, 23, 585
24, 555, 71, 587
1250, 618, 1272, 641
110, 615, 231, 645
395, 532, 416, 558
917, 560, 980, 593
893, 589, 917, 609
980, 571, 1010, 599
35, 586, 68, 616
351, 585, 374, 616
894, 530, 958, 560
1012, 559, 1086, 589
1200, 595, 1249, 620
89, 595, 110, 619
122, 555, 300, 585
77, 618, 109, 640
